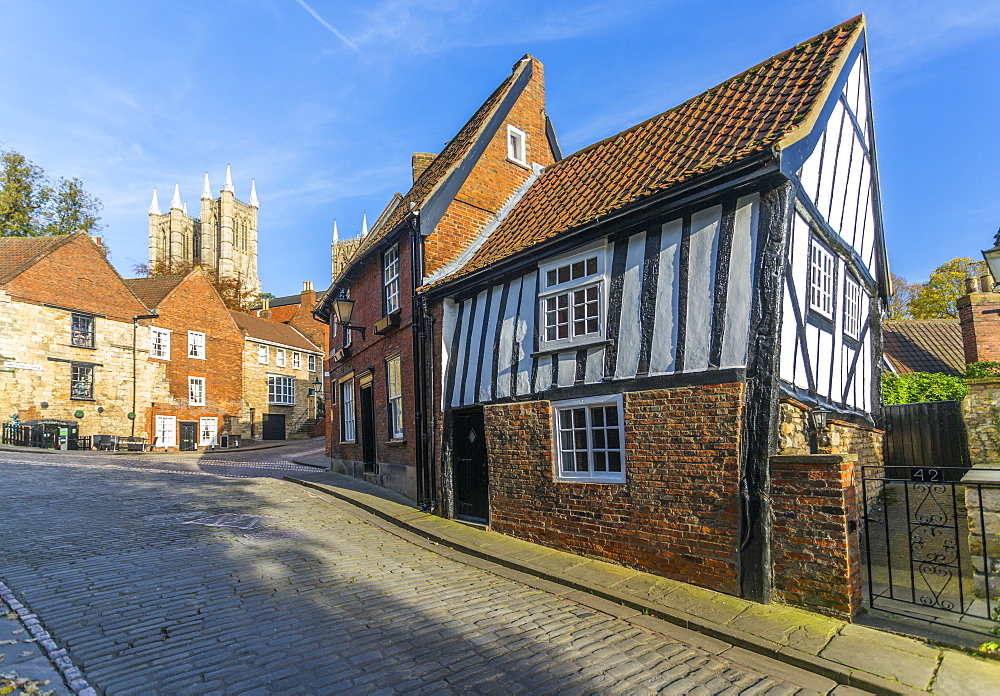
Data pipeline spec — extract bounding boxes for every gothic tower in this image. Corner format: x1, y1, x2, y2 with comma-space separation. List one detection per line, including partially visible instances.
148, 165, 261, 297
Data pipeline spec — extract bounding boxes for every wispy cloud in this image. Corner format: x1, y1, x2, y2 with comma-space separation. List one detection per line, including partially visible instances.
294, 0, 361, 53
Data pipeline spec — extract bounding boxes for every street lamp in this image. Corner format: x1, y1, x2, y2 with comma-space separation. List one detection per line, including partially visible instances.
981, 227, 1000, 292
332, 294, 366, 339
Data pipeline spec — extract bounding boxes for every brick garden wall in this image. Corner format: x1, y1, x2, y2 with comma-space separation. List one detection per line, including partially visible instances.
771, 454, 862, 620
485, 383, 745, 595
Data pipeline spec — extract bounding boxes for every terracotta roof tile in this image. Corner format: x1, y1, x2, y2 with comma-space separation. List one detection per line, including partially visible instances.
123, 276, 186, 308
446, 16, 863, 283
883, 320, 965, 376
229, 310, 321, 353
0, 235, 75, 285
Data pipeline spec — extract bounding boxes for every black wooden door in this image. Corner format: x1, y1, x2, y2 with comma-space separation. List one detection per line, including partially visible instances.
179, 421, 198, 451
262, 414, 286, 440
453, 409, 489, 522
883, 401, 970, 481
360, 384, 376, 473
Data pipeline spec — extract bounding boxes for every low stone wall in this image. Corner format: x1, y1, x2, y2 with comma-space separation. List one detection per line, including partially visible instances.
771, 454, 862, 620
962, 380, 1000, 598
963, 379, 1000, 465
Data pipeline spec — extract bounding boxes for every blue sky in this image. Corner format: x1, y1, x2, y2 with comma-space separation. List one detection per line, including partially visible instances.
1, 1, 997, 296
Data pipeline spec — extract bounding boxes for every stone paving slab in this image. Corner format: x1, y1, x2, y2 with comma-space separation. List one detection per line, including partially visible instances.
287, 463, 1000, 695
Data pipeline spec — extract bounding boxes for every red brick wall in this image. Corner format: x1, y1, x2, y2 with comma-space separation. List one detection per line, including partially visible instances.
771, 454, 862, 620
144, 272, 245, 447
4, 233, 149, 321
485, 383, 745, 595
958, 292, 1000, 364
424, 58, 557, 274
327, 233, 418, 481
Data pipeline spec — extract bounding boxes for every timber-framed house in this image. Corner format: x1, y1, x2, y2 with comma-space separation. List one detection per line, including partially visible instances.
423, 15, 888, 604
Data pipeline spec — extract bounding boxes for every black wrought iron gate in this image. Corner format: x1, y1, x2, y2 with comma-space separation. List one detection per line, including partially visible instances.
860, 464, 999, 630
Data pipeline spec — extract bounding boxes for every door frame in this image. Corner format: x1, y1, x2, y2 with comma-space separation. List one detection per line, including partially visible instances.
179, 421, 198, 451
359, 381, 377, 473
451, 406, 489, 523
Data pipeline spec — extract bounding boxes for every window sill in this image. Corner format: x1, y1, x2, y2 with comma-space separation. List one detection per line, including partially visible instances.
188, 355, 207, 360
385, 439, 406, 447
70, 397, 95, 402
532, 338, 613, 358
506, 157, 530, 171
333, 346, 352, 362
339, 440, 356, 445
70, 344, 97, 350
374, 310, 402, 335
267, 403, 296, 407
555, 476, 626, 485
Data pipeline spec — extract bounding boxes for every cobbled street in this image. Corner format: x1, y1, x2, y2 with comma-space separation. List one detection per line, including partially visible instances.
1, 443, 818, 694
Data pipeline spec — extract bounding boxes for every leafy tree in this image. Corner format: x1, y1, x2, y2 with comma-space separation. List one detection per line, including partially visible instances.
887, 273, 918, 320
908, 257, 986, 319
882, 371, 968, 405
966, 361, 1000, 379
131, 260, 261, 312
0, 149, 103, 237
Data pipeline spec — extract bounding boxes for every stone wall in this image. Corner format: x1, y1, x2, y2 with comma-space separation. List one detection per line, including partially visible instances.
778, 398, 883, 469
485, 383, 744, 595
961, 379, 1000, 598
239, 340, 321, 441
962, 379, 1000, 466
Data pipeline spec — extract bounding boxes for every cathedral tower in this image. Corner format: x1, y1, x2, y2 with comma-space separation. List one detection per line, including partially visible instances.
148, 166, 261, 297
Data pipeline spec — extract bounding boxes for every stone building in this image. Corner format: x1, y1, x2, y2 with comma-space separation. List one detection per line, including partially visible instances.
148, 165, 261, 298
0, 233, 162, 441
229, 311, 323, 440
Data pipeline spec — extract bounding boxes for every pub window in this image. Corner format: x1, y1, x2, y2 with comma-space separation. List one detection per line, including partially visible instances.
71, 314, 95, 348
70, 363, 94, 400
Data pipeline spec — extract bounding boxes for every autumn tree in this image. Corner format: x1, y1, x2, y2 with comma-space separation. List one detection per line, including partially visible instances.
132, 260, 260, 312
887, 273, 919, 320
908, 257, 986, 319
0, 149, 103, 237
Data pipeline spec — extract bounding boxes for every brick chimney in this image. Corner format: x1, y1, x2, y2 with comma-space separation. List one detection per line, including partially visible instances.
300, 280, 316, 309
412, 153, 436, 183
258, 297, 272, 320
958, 275, 1000, 363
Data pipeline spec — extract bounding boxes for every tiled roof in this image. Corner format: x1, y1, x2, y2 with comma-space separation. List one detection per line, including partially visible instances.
0, 235, 74, 285
345, 56, 532, 264
444, 16, 864, 283
883, 320, 965, 377
124, 276, 186, 308
229, 311, 322, 353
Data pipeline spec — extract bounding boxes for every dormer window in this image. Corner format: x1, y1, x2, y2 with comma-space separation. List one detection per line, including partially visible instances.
507, 125, 527, 166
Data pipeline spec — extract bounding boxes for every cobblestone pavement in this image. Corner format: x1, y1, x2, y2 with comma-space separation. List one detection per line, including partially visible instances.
1, 451, 819, 694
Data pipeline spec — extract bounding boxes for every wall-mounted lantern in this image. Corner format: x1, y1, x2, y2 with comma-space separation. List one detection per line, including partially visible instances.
332, 295, 366, 339
808, 408, 831, 434
981, 227, 1000, 291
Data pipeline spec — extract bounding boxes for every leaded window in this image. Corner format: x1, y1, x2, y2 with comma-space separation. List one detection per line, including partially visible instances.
71, 314, 94, 348
70, 363, 93, 399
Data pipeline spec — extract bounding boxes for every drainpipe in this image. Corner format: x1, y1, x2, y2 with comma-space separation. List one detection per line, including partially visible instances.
408, 210, 436, 512
132, 313, 159, 437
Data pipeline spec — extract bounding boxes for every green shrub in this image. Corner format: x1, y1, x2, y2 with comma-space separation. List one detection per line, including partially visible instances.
966, 361, 1000, 379
882, 371, 968, 405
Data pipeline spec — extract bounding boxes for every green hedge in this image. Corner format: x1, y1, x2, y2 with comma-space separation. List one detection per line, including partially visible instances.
882, 372, 968, 405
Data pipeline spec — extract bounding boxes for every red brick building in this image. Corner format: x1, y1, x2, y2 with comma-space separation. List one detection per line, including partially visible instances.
125, 270, 245, 450
315, 55, 559, 502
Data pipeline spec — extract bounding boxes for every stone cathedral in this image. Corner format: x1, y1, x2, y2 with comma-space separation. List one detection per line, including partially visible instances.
148, 165, 261, 297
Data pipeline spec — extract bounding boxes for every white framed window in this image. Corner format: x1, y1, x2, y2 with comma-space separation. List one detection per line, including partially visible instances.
71, 313, 95, 348
292, 352, 302, 369
155, 415, 177, 448
809, 240, 835, 319
150, 327, 171, 359
843, 276, 863, 340
188, 376, 206, 406
386, 355, 403, 439
188, 331, 206, 359
340, 378, 355, 442
539, 249, 605, 349
258, 344, 269, 364
199, 417, 218, 446
383, 244, 401, 314
70, 363, 94, 399
268, 375, 295, 405
553, 395, 625, 483
308, 354, 317, 372
276, 348, 286, 367
507, 124, 527, 165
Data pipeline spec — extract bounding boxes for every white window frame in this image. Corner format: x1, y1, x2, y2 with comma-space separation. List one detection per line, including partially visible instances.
268, 375, 295, 405
552, 395, 625, 483
538, 246, 607, 350
340, 378, 356, 442
507, 124, 527, 165
199, 417, 218, 446
70, 363, 94, 400
383, 244, 401, 314
150, 327, 171, 360
155, 415, 177, 448
809, 240, 835, 319
843, 275, 864, 341
188, 376, 206, 406
258, 344, 269, 364
292, 352, 302, 369
308, 354, 317, 372
188, 331, 206, 359
276, 348, 286, 367
386, 355, 403, 439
